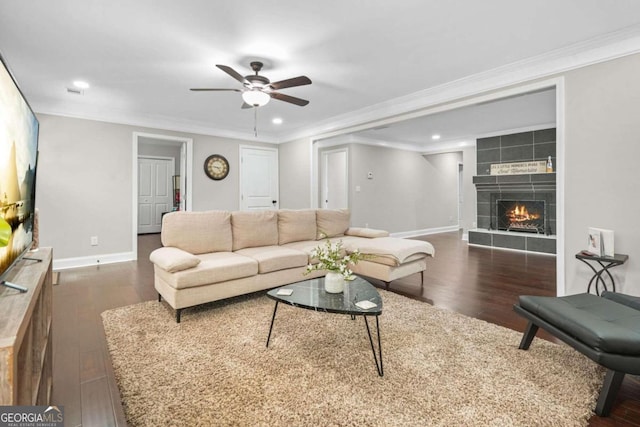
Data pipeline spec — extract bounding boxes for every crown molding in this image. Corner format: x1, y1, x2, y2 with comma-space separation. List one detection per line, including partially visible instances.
280, 24, 640, 143
34, 105, 280, 144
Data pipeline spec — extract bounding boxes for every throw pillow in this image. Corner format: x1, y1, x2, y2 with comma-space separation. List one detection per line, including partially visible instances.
231, 210, 278, 250
161, 210, 232, 254
150, 247, 201, 273
316, 209, 350, 239
278, 209, 317, 244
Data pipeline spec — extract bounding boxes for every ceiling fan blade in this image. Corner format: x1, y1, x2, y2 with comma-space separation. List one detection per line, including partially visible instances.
269, 76, 312, 90
269, 91, 309, 106
216, 64, 248, 85
190, 88, 242, 92
241, 102, 253, 109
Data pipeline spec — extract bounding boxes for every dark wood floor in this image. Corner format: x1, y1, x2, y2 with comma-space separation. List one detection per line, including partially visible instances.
51, 231, 639, 426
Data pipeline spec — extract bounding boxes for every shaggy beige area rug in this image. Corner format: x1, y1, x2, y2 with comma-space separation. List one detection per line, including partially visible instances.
102, 291, 604, 426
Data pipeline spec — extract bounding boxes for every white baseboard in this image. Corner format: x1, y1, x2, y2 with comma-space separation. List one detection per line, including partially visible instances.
390, 225, 460, 239
53, 251, 136, 271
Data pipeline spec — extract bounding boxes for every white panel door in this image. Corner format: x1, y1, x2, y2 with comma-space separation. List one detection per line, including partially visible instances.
322, 149, 348, 209
240, 147, 279, 210
138, 157, 173, 233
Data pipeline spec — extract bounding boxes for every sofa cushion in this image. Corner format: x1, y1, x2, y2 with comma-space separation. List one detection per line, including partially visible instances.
231, 210, 279, 250
316, 209, 350, 239
345, 227, 390, 238
157, 252, 258, 290
278, 209, 317, 244
281, 240, 323, 264
162, 210, 232, 254
149, 247, 201, 272
518, 293, 640, 356
602, 291, 640, 311
235, 246, 308, 274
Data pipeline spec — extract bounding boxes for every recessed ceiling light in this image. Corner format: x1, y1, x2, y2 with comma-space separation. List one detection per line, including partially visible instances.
431, 134, 441, 140
272, 118, 283, 125
73, 80, 90, 89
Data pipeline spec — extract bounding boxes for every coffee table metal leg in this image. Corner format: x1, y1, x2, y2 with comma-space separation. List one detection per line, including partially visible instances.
364, 315, 383, 376
266, 301, 279, 348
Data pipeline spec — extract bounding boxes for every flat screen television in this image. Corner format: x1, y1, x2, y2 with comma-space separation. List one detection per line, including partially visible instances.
0, 52, 39, 291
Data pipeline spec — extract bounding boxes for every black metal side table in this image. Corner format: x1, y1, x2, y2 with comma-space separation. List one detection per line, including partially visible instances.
575, 252, 629, 295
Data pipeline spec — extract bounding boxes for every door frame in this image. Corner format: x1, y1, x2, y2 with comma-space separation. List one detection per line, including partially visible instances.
457, 161, 463, 228
137, 155, 175, 234
132, 132, 193, 260
320, 147, 349, 209
238, 145, 279, 210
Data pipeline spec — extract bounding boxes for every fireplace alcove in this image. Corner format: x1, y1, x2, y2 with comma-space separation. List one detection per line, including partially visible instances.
469, 173, 557, 254
469, 128, 557, 254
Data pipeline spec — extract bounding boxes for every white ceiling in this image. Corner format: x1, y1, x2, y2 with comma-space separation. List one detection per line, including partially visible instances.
1, 1, 639, 143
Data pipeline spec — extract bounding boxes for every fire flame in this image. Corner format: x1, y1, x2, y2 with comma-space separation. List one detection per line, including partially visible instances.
508, 204, 540, 222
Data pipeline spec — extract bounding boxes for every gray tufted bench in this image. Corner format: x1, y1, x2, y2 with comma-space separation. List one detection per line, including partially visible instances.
513, 291, 640, 417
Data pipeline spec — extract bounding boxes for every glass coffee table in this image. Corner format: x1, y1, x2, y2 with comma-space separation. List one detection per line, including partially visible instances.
266, 276, 384, 376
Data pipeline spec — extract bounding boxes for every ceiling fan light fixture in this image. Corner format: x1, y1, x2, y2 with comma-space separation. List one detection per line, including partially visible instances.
242, 89, 270, 107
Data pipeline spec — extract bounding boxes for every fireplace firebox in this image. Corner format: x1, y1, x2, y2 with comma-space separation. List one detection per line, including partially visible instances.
496, 199, 545, 233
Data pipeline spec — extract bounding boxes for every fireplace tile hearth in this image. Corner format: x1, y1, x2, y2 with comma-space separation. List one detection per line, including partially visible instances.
468, 229, 556, 254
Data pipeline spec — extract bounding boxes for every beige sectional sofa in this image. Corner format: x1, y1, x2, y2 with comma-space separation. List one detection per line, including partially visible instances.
150, 209, 435, 322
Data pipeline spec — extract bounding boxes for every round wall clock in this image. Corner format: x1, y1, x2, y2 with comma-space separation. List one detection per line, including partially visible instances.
204, 154, 229, 180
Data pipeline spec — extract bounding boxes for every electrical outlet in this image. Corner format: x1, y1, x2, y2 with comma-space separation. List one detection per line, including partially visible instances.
91, 236, 98, 246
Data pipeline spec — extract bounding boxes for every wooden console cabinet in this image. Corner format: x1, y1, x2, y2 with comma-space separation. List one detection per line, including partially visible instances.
0, 248, 53, 405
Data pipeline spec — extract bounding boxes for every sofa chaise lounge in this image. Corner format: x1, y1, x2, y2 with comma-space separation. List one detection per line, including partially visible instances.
150, 208, 435, 322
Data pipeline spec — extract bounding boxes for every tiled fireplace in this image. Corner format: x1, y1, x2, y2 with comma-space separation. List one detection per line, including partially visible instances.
469, 128, 556, 254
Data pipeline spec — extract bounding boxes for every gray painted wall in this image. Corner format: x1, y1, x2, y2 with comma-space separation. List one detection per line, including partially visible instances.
281, 139, 476, 235
278, 137, 312, 209
36, 114, 273, 261
36, 115, 133, 260
348, 144, 461, 232
564, 53, 640, 296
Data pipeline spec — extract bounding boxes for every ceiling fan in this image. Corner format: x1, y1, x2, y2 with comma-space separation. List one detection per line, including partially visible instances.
190, 61, 311, 108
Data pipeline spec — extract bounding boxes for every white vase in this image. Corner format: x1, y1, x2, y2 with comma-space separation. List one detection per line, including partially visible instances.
324, 271, 344, 293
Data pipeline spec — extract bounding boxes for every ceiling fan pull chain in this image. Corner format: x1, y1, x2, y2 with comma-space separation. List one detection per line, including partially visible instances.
254, 106, 258, 137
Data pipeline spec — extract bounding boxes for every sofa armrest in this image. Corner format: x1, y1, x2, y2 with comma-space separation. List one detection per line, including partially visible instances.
602, 291, 640, 311
345, 227, 389, 238
150, 247, 201, 273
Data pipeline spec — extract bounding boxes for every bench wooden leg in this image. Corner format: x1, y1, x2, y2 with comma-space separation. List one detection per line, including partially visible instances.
518, 321, 539, 350
595, 370, 625, 417
158, 293, 162, 302
176, 308, 182, 323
